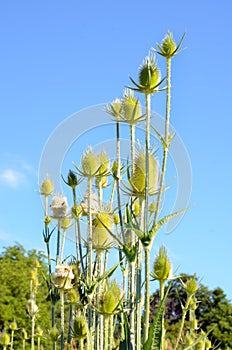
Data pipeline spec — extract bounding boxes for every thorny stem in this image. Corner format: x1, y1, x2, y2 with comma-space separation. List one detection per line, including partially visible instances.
56, 220, 61, 265
60, 289, 65, 350
160, 280, 165, 350
67, 304, 73, 344
87, 176, 93, 342
143, 246, 151, 343
174, 295, 192, 350
153, 57, 172, 228
60, 228, 67, 264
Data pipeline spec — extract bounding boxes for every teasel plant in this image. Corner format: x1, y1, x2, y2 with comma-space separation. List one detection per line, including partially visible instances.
38, 31, 195, 350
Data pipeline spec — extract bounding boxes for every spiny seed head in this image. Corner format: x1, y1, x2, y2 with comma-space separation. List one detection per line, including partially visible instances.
106, 98, 122, 119
73, 315, 87, 340
131, 152, 158, 196
185, 277, 198, 296
121, 90, 142, 125
113, 214, 120, 225
160, 31, 176, 57
81, 147, 99, 177
139, 55, 161, 92
99, 280, 121, 315
67, 170, 78, 188
98, 151, 110, 175
61, 217, 71, 230
153, 246, 172, 281
92, 212, 114, 250
40, 178, 54, 196
0, 331, 10, 346
49, 326, 60, 342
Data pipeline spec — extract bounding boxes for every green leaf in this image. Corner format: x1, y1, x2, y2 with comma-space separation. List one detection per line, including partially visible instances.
151, 208, 189, 240
143, 284, 171, 350
150, 124, 167, 149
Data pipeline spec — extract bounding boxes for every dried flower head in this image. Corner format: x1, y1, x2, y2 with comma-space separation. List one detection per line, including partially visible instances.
27, 299, 39, 316
153, 246, 172, 281
50, 195, 69, 218
53, 264, 74, 290
40, 177, 54, 196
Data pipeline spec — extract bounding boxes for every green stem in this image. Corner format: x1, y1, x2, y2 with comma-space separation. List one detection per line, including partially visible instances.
144, 93, 151, 232
174, 296, 192, 350
10, 330, 14, 350
56, 220, 61, 265
79, 338, 84, 350
60, 289, 65, 350
67, 304, 73, 344
31, 315, 35, 350
60, 229, 67, 264
160, 280, 165, 350
110, 179, 116, 210
144, 246, 151, 343
130, 124, 135, 175
108, 315, 114, 350
153, 57, 171, 228
87, 177, 93, 281
38, 336, 41, 350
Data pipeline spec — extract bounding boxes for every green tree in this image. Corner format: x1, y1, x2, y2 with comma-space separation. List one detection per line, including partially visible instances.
150, 275, 232, 349
0, 244, 52, 349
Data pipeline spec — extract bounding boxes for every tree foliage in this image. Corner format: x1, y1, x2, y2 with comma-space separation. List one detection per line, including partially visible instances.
150, 275, 232, 349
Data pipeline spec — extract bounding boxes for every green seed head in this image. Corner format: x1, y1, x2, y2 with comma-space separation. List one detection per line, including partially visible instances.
36, 326, 43, 337
139, 55, 161, 92
185, 335, 193, 346
73, 315, 87, 340
61, 217, 71, 230
10, 320, 17, 331
161, 31, 176, 57
67, 289, 79, 304
133, 200, 140, 217
22, 328, 28, 340
106, 98, 122, 119
121, 90, 142, 125
99, 280, 121, 315
153, 246, 172, 281
40, 177, 54, 196
81, 147, 99, 177
113, 214, 120, 225
92, 212, 114, 250
149, 201, 157, 213
0, 331, 10, 346
49, 326, 60, 342
131, 152, 158, 196
98, 151, 110, 175
185, 277, 198, 296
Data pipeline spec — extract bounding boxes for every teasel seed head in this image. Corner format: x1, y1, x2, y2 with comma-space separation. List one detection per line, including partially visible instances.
185, 277, 198, 296
153, 246, 172, 281
49, 326, 60, 342
72, 315, 87, 340
81, 147, 99, 178
121, 89, 142, 125
40, 177, 54, 196
106, 98, 122, 119
92, 211, 114, 251
99, 280, 121, 315
138, 54, 161, 93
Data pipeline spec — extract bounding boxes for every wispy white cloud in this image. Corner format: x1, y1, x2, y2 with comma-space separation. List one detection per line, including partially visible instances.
0, 168, 27, 188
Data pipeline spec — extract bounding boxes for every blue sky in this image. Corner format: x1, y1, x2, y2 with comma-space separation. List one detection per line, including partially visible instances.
1, 1, 232, 298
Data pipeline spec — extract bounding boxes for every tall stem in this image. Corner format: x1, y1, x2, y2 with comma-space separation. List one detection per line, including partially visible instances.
144, 93, 151, 232
60, 289, 65, 350
56, 220, 61, 265
31, 315, 35, 350
174, 296, 191, 350
153, 57, 171, 227
160, 280, 165, 350
144, 246, 151, 343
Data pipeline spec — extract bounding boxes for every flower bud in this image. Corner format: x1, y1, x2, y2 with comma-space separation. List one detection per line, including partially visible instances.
72, 205, 82, 219
50, 195, 69, 218
22, 328, 28, 340
153, 246, 172, 281
139, 55, 161, 93
53, 264, 74, 290
73, 315, 87, 340
98, 151, 110, 175
81, 147, 99, 177
149, 201, 157, 213
66, 170, 78, 188
36, 326, 43, 337
44, 215, 51, 226
185, 335, 193, 346
113, 214, 120, 225
0, 331, 10, 346
40, 178, 54, 196
49, 326, 60, 342
9, 320, 17, 331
